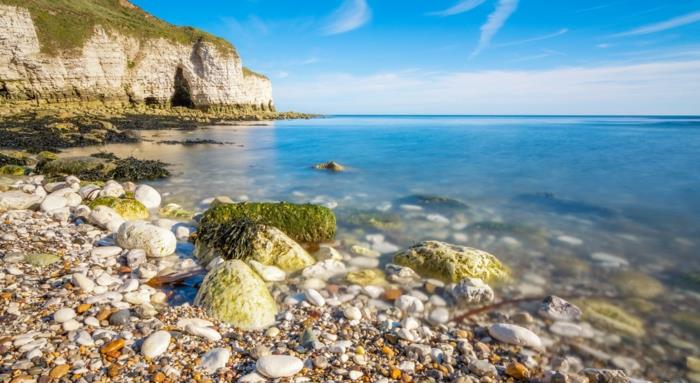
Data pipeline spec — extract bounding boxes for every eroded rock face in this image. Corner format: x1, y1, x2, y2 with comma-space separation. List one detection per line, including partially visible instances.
393, 241, 510, 283
194, 260, 277, 331
0, 5, 273, 109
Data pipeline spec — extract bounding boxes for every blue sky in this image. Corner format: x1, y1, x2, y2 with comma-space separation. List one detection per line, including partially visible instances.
133, 0, 700, 114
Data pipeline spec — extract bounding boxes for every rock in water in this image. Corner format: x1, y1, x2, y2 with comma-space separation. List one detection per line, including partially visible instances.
449, 278, 495, 306
539, 295, 582, 321
488, 323, 544, 350
581, 368, 629, 383
580, 299, 645, 337
393, 241, 509, 283
313, 161, 345, 172
141, 330, 171, 358
194, 260, 277, 330
116, 221, 176, 257
89, 197, 149, 220
198, 202, 336, 243
134, 184, 161, 209
256, 355, 304, 378
195, 220, 315, 273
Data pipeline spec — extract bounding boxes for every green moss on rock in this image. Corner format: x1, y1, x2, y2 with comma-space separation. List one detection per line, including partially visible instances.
346, 269, 386, 286
580, 299, 645, 337
610, 270, 665, 299
159, 203, 195, 220
195, 219, 315, 273
89, 196, 148, 220
36, 156, 108, 179
200, 202, 336, 243
393, 240, 510, 284
0, 165, 26, 176
194, 260, 277, 330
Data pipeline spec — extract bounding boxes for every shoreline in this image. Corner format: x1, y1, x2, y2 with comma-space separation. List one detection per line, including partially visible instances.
0, 152, 681, 382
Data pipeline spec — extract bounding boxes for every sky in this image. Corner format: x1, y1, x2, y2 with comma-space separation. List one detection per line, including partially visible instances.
132, 0, 700, 115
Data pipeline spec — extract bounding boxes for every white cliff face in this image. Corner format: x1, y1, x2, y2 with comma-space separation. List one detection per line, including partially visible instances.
0, 5, 273, 110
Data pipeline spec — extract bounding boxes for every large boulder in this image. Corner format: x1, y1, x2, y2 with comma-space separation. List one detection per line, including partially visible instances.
195, 220, 315, 273
0, 191, 43, 212
36, 156, 111, 179
199, 202, 336, 243
116, 221, 176, 257
195, 260, 277, 330
89, 197, 149, 220
393, 241, 509, 283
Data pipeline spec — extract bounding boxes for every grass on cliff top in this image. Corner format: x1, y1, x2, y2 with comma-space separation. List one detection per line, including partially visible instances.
1, 0, 237, 56
243, 67, 269, 80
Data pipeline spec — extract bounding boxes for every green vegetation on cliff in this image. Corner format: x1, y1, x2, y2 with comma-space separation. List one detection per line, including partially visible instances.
1, 0, 237, 56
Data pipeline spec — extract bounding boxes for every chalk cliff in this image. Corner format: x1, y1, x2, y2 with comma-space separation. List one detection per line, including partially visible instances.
0, 1, 274, 111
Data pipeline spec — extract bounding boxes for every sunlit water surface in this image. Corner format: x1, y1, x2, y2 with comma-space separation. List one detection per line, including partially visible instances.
64, 115, 700, 376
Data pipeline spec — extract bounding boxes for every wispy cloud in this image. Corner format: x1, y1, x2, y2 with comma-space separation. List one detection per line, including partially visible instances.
495, 28, 568, 47
510, 49, 566, 62
612, 11, 700, 37
274, 60, 700, 115
469, 0, 519, 59
428, 0, 487, 17
322, 0, 371, 35
573, 2, 619, 14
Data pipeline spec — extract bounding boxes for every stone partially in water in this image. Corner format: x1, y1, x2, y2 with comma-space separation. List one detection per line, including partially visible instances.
37, 156, 109, 180
313, 161, 345, 172
194, 260, 277, 330
539, 295, 582, 321
159, 203, 195, 220
116, 221, 176, 258
610, 270, 665, 299
581, 368, 629, 383
448, 278, 495, 306
393, 241, 509, 283
338, 209, 403, 231
134, 184, 161, 209
580, 299, 645, 337
346, 269, 386, 286
672, 311, 700, 337
395, 194, 468, 210
89, 197, 149, 220
195, 220, 315, 273
199, 202, 336, 243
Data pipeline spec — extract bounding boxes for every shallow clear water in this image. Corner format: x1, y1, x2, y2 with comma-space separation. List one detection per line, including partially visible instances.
65, 115, 700, 355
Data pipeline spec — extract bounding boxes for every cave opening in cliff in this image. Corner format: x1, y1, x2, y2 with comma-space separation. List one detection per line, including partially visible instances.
171, 67, 195, 108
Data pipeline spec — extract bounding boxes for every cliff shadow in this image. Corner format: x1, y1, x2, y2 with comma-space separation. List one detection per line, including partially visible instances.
171, 67, 195, 108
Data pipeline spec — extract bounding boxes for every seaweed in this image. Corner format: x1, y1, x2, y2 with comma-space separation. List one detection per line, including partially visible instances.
109, 157, 171, 181
396, 194, 468, 210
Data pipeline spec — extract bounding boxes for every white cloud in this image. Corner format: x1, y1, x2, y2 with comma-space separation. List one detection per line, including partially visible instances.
470, 0, 519, 59
495, 28, 568, 47
322, 0, 371, 35
428, 0, 488, 17
613, 11, 700, 37
274, 60, 700, 115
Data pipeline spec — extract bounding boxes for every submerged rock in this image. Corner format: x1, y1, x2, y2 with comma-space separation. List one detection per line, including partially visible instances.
539, 295, 582, 321
195, 220, 315, 273
313, 161, 346, 172
581, 368, 629, 383
610, 270, 665, 299
580, 299, 645, 337
195, 260, 277, 330
199, 202, 336, 243
395, 194, 468, 210
346, 269, 386, 286
116, 221, 177, 258
339, 209, 403, 231
393, 241, 509, 283
89, 197, 149, 220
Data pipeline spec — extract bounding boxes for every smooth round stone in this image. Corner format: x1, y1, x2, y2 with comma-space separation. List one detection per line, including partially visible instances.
72, 273, 95, 293
590, 252, 629, 268
238, 372, 268, 382
141, 330, 171, 358
84, 316, 100, 327
62, 319, 81, 332
557, 235, 583, 246
344, 307, 362, 321
428, 307, 450, 324
134, 184, 161, 209
100, 181, 124, 198
305, 288, 326, 307
109, 309, 131, 326
124, 291, 150, 305
489, 323, 543, 350
54, 308, 76, 324
249, 260, 286, 282
40, 194, 67, 212
91, 246, 122, 258
116, 221, 176, 258
256, 355, 304, 378
186, 324, 222, 341
200, 347, 230, 374
550, 321, 594, 338
395, 295, 424, 314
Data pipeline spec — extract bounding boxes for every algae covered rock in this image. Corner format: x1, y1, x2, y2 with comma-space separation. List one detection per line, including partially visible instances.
346, 269, 386, 286
396, 194, 468, 210
0, 165, 26, 176
89, 197, 149, 220
580, 299, 645, 337
672, 311, 700, 337
338, 209, 403, 231
195, 260, 278, 330
314, 161, 346, 172
159, 203, 195, 220
195, 219, 315, 273
610, 270, 665, 299
37, 156, 109, 179
199, 202, 336, 243
394, 241, 509, 283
